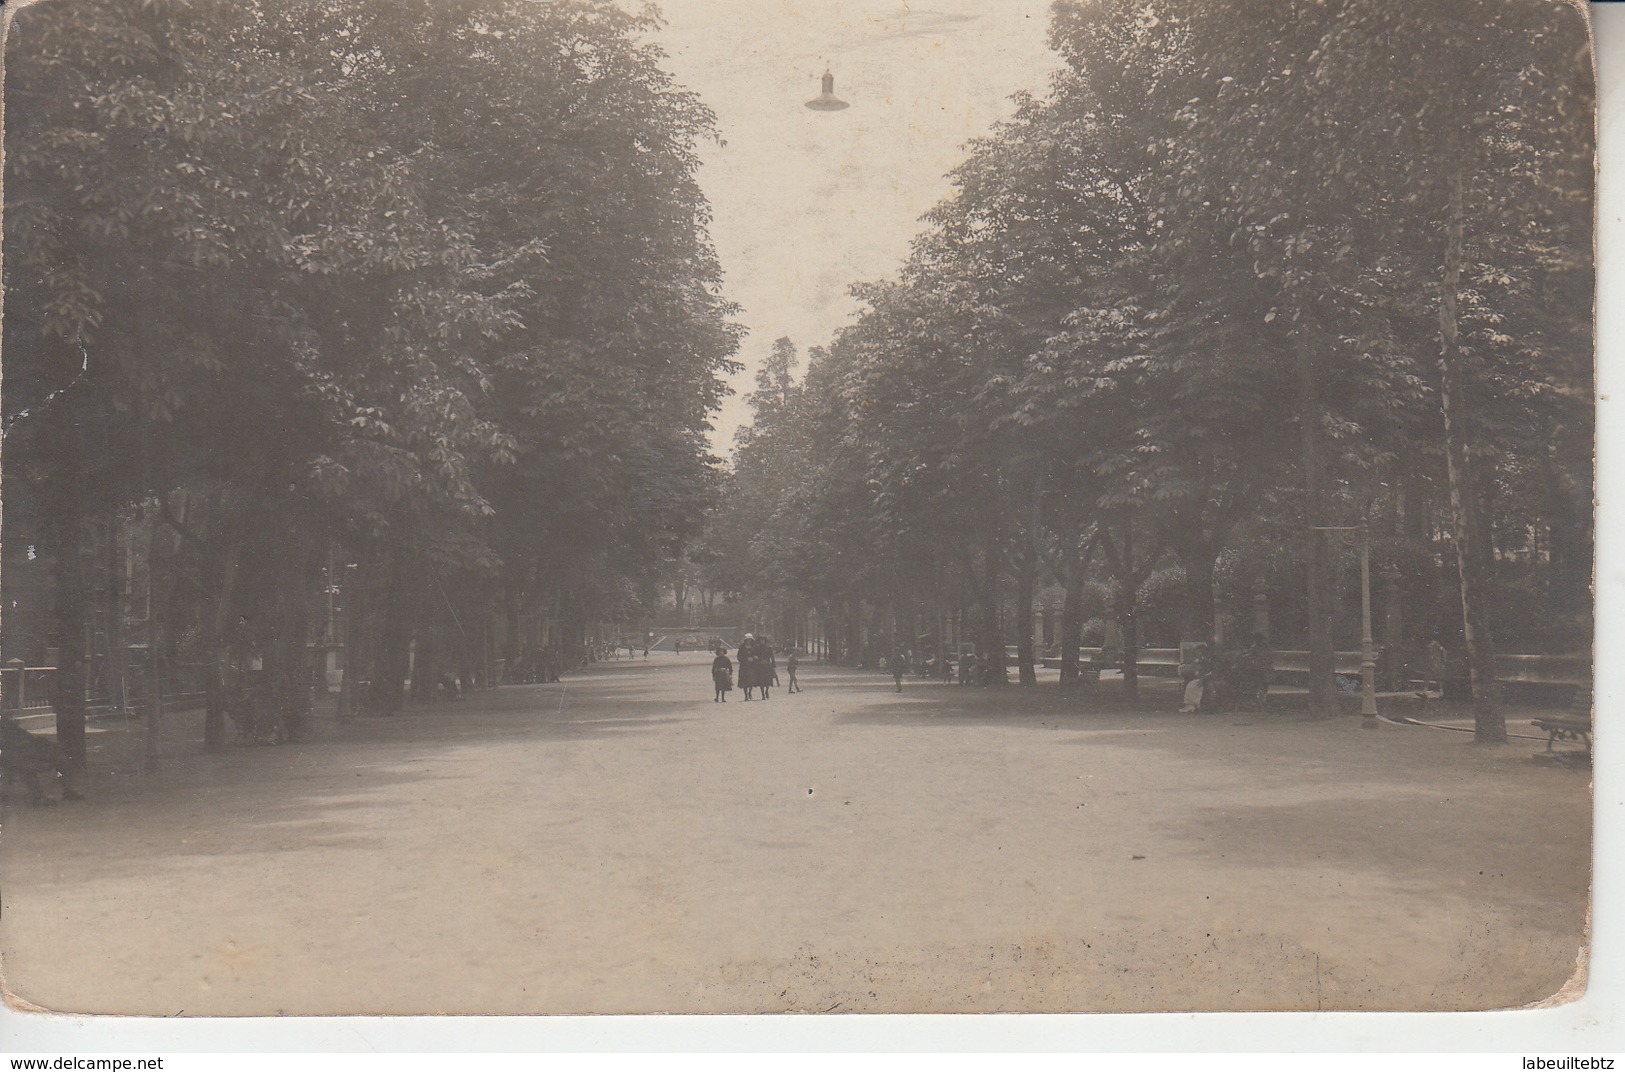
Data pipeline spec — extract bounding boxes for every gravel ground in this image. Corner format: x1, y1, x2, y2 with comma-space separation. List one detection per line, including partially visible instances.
0, 653, 1591, 1015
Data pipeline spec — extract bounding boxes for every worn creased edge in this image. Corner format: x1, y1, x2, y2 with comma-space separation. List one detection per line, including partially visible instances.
0, 0, 69, 1025
1516, 0, 1602, 1014
0, 0, 1605, 1028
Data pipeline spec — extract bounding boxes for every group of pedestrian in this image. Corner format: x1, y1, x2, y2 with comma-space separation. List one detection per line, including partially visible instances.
711, 634, 800, 702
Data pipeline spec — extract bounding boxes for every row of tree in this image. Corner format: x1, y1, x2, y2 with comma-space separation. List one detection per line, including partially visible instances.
703, 0, 1593, 742
3, 0, 739, 765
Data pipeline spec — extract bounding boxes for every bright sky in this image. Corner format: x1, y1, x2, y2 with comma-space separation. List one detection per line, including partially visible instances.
648, 0, 1060, 450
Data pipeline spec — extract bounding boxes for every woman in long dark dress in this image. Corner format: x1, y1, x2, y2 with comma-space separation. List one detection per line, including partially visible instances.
738, 635, 758, 700
758, 640, 775, 699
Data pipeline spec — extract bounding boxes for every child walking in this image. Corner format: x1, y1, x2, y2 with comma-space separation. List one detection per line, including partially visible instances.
712, 648, 733, 703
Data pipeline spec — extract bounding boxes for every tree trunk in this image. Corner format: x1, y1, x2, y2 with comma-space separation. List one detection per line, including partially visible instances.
897, 594, 910, 662
976, 586, 1005, 685
1542, 445, 1590, 638
146, 573, 163, 772
105, 514, 129, 715
1058, 544, 1084, 687
1178, 543, 1217, 645
1016, 472, 1044, 686
338, 563, 358, 718
844, 597, 861, 666
972, 536, 1007, 685
144, 508, 175, 769
1105, 526, 1144, 708
504, 596, 524, 684
673, 572, 690, 619
203, 537, 241, 752
1296, 325, 1337, 717
266, 539, 318, 739
1114, 589, 1139, 705
48, 506, 89, 785
374, 550, 412, 715
411, 621, 439, 703
1380, 488, 1407, 690
1101, 521, 1143, 704
1381, 567, 1405, 691
1014, 551, 1038, 687
1438, 168, 1504, 743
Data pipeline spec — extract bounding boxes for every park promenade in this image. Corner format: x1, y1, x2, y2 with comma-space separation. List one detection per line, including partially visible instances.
0, 653, 1591, 1015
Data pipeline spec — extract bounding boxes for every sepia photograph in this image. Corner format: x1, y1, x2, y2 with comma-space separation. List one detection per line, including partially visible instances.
0, 0, 1601, 1032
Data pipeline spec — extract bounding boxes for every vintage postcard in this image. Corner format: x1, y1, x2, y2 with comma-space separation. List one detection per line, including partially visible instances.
0, 0, 1599, 1035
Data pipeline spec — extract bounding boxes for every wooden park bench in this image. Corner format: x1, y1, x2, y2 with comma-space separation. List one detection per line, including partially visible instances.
1532, 688, 1592, 767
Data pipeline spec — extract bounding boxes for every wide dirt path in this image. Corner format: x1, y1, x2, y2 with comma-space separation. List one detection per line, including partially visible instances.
0, 654, 1591, 1015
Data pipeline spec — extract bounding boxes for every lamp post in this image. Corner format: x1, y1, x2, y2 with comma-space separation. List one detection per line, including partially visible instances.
337, 562, 358, 720
1358, 524, 1378, 726
1311, 524, 1379, 726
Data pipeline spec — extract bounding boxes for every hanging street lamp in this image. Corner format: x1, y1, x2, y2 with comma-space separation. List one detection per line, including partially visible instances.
805, 69, 850, 111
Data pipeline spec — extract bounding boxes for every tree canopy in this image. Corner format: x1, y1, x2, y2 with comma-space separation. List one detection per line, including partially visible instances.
704, 0, 1591, 738
3, 0, 739, 747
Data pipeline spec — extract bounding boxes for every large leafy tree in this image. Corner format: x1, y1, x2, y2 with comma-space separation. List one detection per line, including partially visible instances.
4, 0, 738, 746
717, 0, 1589, 734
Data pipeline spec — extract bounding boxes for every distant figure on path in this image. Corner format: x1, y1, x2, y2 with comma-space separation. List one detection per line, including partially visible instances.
960, 651, 977, 686
738, 634, 760, 700
786, 652, 801, 693
712, 648, 733, 702
759, 639, 776, 699
892, 651, 905, 692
